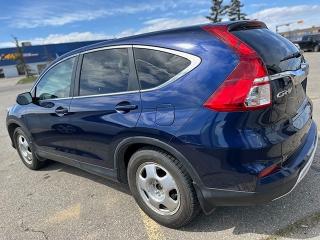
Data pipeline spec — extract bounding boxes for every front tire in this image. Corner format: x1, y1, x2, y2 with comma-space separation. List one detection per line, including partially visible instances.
127, 147, 200, 228
13, 127, 45, 170
314, 45, 320, 52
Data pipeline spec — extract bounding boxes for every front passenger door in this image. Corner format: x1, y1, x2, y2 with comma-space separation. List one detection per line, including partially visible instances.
25, 56, 77, 157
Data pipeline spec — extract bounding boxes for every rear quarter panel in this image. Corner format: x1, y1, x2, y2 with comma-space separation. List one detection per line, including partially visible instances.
129, 27, 239, 136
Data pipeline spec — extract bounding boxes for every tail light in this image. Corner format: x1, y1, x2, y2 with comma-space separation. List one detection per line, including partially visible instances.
202, 25, 271, 112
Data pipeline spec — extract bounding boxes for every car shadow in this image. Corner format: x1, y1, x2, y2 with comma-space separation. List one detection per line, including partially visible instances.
39, 161, 131, 195
38, 139, 320, 239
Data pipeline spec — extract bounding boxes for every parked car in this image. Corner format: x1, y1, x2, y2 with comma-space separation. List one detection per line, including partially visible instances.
6, 21, 318, 228
294, 34, 320, 52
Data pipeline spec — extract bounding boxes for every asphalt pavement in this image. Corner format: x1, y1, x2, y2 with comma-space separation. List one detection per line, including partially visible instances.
0, 53, 319, 240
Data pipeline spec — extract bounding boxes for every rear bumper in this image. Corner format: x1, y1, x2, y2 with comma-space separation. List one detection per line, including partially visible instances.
195, 121, 318, 214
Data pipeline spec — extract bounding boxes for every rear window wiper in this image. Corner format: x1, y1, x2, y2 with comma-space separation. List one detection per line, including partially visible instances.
280, 51, 301, 62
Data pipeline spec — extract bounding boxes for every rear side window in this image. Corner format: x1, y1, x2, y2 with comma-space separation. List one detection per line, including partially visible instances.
80, 48, 130, 96
133, 48, 191, 90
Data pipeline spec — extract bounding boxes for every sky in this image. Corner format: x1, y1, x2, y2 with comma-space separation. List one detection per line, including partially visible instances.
0, 0, 320, 48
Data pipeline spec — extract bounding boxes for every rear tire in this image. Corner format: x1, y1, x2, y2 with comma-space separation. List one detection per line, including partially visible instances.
13, 127, 45, 170
127, 147, 200, 228
314, 45, 320, 52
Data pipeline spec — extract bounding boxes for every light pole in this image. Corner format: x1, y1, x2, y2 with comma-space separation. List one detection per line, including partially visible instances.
276, 20, 304, 33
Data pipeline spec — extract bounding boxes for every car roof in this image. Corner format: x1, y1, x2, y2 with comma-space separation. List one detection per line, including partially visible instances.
57, 24, 205, 60
53, 20, 265, 63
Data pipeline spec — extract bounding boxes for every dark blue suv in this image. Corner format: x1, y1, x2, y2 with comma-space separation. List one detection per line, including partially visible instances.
6, 21, 318, 228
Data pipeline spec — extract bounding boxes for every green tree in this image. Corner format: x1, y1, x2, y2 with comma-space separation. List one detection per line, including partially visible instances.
228, 0, 247, 21
12, 36, 32, 77
206, 0, 228, 23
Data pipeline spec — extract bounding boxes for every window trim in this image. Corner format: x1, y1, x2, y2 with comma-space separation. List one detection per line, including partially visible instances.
74, 45, 139, 98
31, 55, 79, 100
30, 44, 201, 100
133, 45, 201, 92
73, 45, 201, 99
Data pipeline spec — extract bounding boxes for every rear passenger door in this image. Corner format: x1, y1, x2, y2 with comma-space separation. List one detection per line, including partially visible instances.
68, 46, 141, 171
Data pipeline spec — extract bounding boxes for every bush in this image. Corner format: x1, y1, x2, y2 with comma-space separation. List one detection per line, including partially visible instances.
17, 76, 37, 84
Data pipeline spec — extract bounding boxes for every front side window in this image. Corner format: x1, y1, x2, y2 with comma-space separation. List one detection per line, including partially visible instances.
79, 48, 130, 96
133, 48, 191, 90
36, 57, 75, 100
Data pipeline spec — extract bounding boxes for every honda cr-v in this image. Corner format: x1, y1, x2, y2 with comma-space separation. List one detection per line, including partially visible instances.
6, 21, 318, 228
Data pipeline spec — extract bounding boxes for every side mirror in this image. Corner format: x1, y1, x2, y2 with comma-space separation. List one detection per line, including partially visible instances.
16, 92, 33, 105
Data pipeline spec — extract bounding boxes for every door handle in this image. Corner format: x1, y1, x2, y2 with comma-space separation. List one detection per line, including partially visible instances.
115, 103, 137, 113
55, 106, 68, 116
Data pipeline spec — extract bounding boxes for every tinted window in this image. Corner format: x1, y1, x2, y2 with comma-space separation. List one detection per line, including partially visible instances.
302, 35, 312, 41
36, 57, 75, 100
134, 48, 191, 90
233, 29, 301, 74
80, 48, 130, 96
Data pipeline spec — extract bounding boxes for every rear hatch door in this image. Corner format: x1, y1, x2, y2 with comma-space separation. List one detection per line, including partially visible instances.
232, 27, 311, 161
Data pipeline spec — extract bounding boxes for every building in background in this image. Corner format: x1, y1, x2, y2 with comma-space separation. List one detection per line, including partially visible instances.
281, 26, 320, 41
0, 40, 104, 78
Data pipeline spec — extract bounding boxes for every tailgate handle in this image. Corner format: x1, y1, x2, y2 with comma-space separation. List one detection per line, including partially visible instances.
270, 62, 309, 85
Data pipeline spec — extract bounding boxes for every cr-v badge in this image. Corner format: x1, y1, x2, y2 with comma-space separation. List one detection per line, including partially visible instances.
277, 87, 293, 98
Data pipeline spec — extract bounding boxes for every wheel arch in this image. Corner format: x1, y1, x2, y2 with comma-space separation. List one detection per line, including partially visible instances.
7, 118, 32, 147
7, 118, 25, 147
7, 122, 20, 147
114, 136, 202, 185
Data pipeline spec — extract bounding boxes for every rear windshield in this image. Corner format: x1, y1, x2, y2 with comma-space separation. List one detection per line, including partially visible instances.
233, 29, 301, 74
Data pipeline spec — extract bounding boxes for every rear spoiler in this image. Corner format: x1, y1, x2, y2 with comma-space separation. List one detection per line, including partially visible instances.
227, 21, 267, 32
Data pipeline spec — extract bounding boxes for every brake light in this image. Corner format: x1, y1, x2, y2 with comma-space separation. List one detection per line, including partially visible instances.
202, 25, 271, 112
